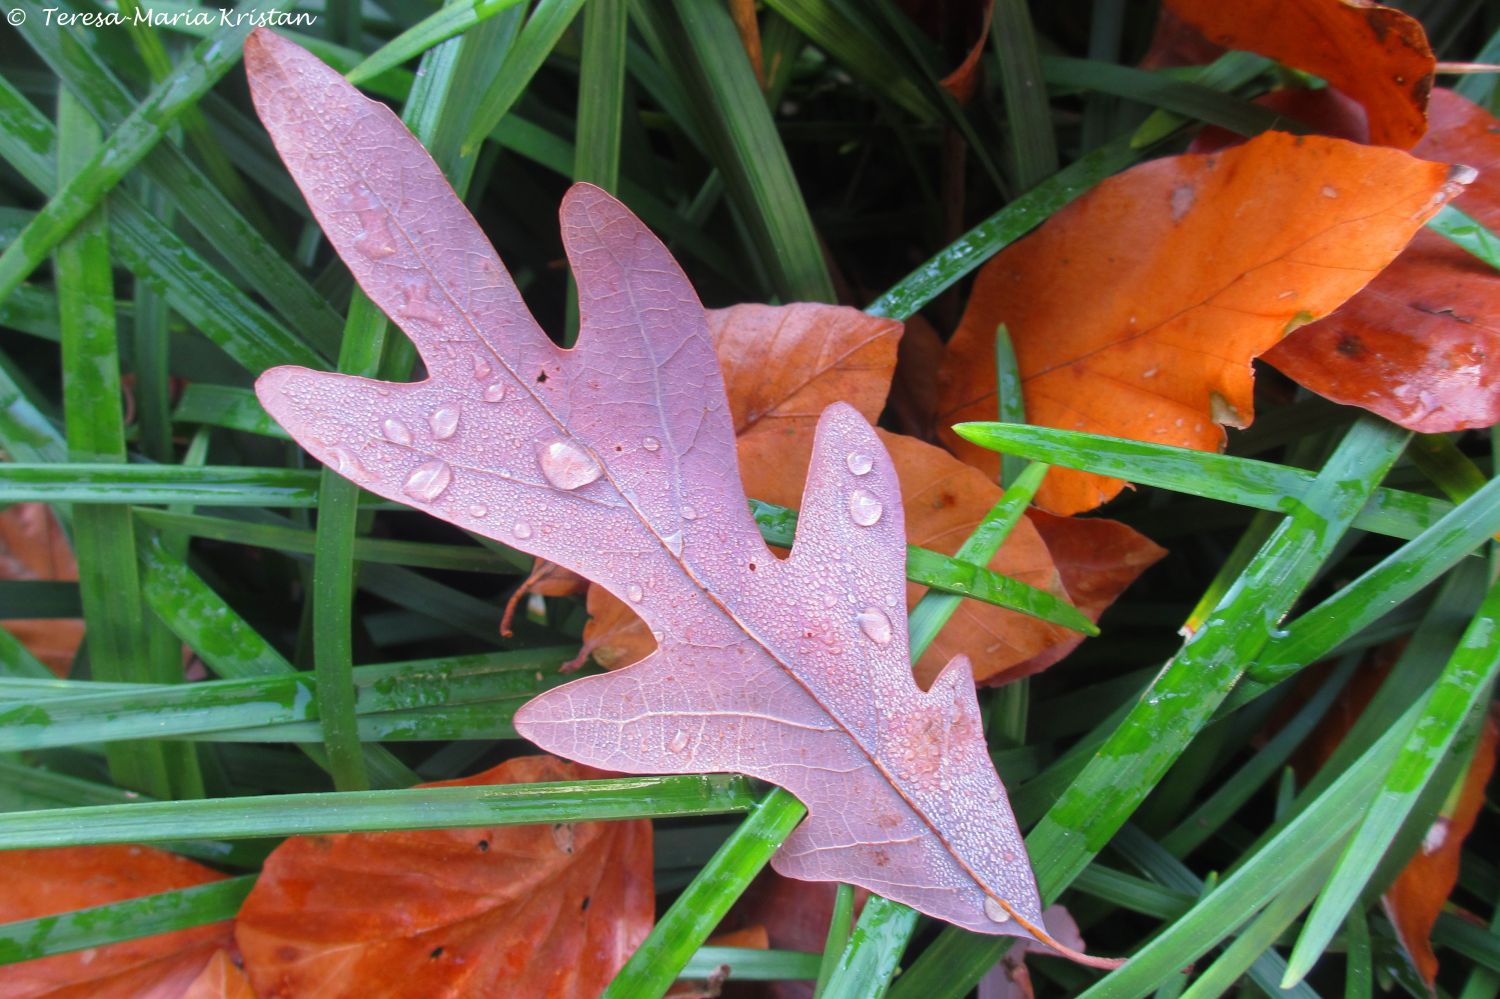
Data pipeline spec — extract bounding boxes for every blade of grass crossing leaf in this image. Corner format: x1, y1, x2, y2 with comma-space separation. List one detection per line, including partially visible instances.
634, 0, 836, 303
893, 417, 1411, 999
54, 90, 185, 799
994, 325, 1026, 489
953, 423, 1451, 541
1428, 203, 1500, 273
0, 876, 255, 964
0, 776, 760, 848
600, 787, 807, 998
1284, 573, 1500, 986
993, 0, 1058, 189
866, 139, 1139, 320
820, 896, 921, 999
814, 883, 856, 998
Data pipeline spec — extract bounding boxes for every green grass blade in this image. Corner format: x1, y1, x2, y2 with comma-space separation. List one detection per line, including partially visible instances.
681, 947, 821, 980
0, 464, 325, 506
953, 423, 1450, 541
345, 0, 527, 84
814, 883, 857, 998
994, 326, 1026, 488
573, 0, 627, 191
1283, 573, 1500, 985
460, 0, 588, 153
0, 876, 255, 964
0, 776, 758, 849
819, 896, 921, 999
635, 0, 836, 303
1042, 56, 1289, 136
994, 0, 1058, 189
172, 384, 290, 438
865, 140, 1139, 320
601, 787, 806, 997
1428, 203, 1500, 273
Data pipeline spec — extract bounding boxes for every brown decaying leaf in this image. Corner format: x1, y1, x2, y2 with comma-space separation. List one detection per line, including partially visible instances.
0, 503, 83, 676
937, 131, 1465, 515
1162, 0, 1434, 149
1383, 706, 1499, 989
234, 756, 653, 998
180, 951, 255, 999
0, 845, 233, 999
244, 29, 1110, 956
977, 906, 1089, 999
1266, 89, 1500, 432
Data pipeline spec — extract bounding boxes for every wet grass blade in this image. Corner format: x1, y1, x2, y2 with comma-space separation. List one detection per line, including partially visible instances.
0, 876, 255, 964
994, 0, 1058, 188
1428, 203, 1500, 273
0, 776, 759, 849
345, 0, 528, 85
953, 423, 1450, 540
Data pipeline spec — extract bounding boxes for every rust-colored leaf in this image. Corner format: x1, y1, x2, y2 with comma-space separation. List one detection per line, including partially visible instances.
0, 503, 83, 676
1383, 706, 1500, 989
735, 422, 1073, 688
937, 132, 1465, 515
244, 29, 1108, 955
897, 0, 996, 103
1162, 0, 1434, 148
1266, 89, 1500, 431
234, 756, 653, 998
180, 951, 254, 999
0, 845, 233, 999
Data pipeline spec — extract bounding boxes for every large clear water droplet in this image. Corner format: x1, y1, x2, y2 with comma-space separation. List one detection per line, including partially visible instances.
846, 452, 874, 476
482, 382, 506, 403
468, 504, 487, 518
848, 488, 884, 527
403, 459, 452, 503
513, 521, 533, 540
856, 607, 893, 645
667, 730, 689, 753
382, 418, 412, 446
328, 446, 370, 479
680, 505, 698, 521
538, 439, 602, 490
626, 584, 644, 603
983, 897, 1011, 923
642, 436, 661, 452
429, 405, 460, 440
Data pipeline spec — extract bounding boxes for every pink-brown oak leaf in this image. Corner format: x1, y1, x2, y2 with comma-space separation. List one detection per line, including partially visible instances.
243, 28, 1103, 957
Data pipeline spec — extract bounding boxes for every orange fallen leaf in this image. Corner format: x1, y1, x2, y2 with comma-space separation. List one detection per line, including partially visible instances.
1161, 0, 1434, 148
0, 503, 83, 677
234, 755, 653, 998
0, 845, 234, 999
937, 131, 1465, 515
1266, 89, 1500, 431
1383, 705, 1500, 989
896, 0, 996, 103
737, 423, 1074, 689
180, 951, 254, 999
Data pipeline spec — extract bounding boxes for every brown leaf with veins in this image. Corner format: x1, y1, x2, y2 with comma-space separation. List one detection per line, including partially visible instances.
937, 131, 1467, 514
244, 29, 1112, 955
1266, 89, 1500, 431
180, 952, 254, 999
0, 845, 234, 999
234, 756, 653, 998
1161, 0, 1434, 148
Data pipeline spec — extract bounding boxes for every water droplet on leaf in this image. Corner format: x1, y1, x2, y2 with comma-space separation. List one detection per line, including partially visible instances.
382, 418, 412, 445
626, 584, 643, 602
848, 488, 884, 527
983, 897, 1011, 923
538, 439, 603, 490
482, 382, 506, 403
429, 405, 460, 440
846, 452, 873, 476
642, 436, 661, 452
513, 521, 533, 539
856, 607, 893, 645
668, 730, 689, 753
403, 459, 452, 503
681, 505, 697, 521
468, 504, 487, 518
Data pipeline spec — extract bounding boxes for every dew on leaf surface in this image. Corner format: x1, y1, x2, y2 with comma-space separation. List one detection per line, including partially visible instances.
848, 488, 884, 527
382, 418, 413, 445
538, 439, 603, 490
429, 405, 460, 440
403, 459, 452, 503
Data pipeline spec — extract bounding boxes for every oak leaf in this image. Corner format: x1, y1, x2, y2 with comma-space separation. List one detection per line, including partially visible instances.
1160, 0, 1434, 149
0, 845, 234, 999
1266, 89, 1500, 431
234, 756, 653, 998
937, 131, 1467, 515
243, 28, 1099, 953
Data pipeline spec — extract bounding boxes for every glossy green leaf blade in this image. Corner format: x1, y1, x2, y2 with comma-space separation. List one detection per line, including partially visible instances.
345, 0, 527, 84
0, 465, 324, 506
1283, 573, 1500, 985
602, 788, 806, 998
1042, 56, 1289, 136
953, 422, 1448, 540
0, 876, 255, 964
0, 776, 758, 849
680, 946, 822, 980
820, 896, 921, 999
1428, 203, 1500, 273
